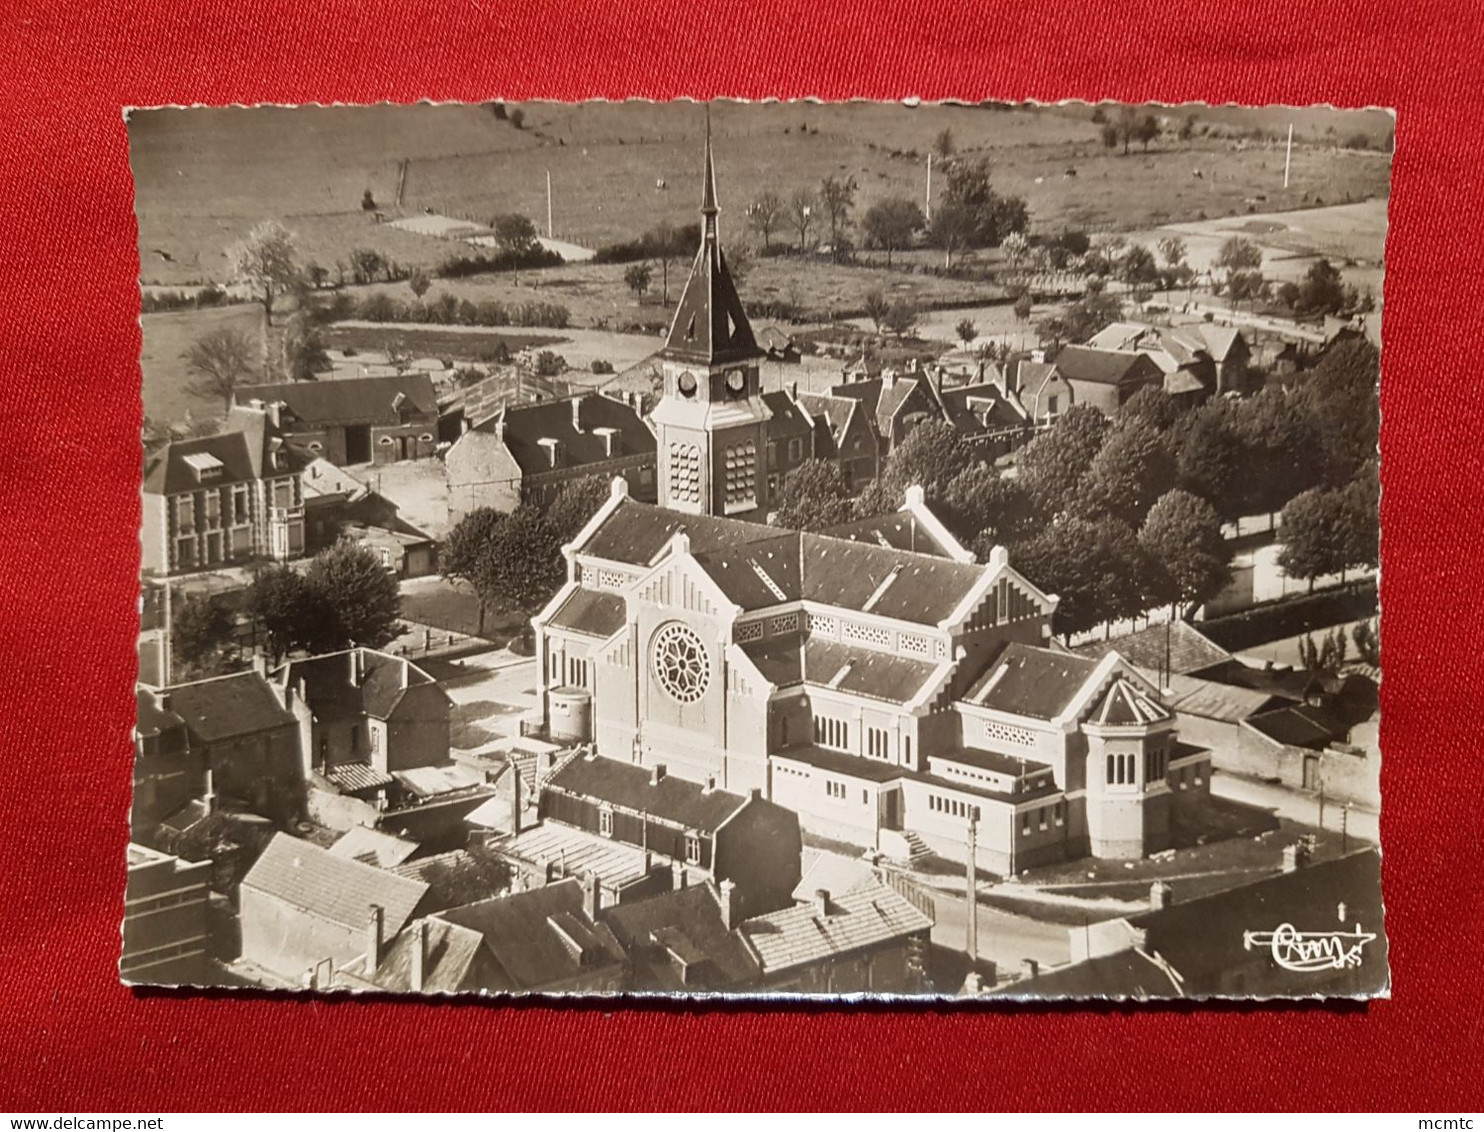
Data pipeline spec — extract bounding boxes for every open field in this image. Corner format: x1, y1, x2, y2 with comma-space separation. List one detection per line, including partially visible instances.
131, 102, 1394, 290
322, 323, 566, 363
140, 302, 265, 426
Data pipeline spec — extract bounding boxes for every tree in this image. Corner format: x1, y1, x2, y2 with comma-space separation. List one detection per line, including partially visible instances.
1013, 291, 1034, 322
1100, 122, 1120, 151
788, 188, 816, 251
492, 214, 539, 284
1157, 236, 1187, 270
955, 318, 979, 350
863, 288, 890, 334
172, 594, 237, 679
470, 507, 565, 616
1352, 619, 1380, 666
746, 190, 784, 250
933, 128, 956, 160
882, 298, 919, 338
545, 475, 614, 545
818, 174, 858, 258
944, 463, 1035, 545
1013, 514, 1156, 639
1295, 337, 1380, 487
1136, 114, 1160, 152
408, 268, 432, 299
1277, 487, 1349, 590
418, 841, 514, 908
1172, 401, 1245, 518
441, 507, 508, 636
773, 460, 855, 532
227, 220, 301, 319
1295, 258, 1347, 317
1138, 489, 1231, 614
282, 310, 329, 382
867, 420, 980, 506
1115, 106, 1141, 155
645, 220, 687, 304
1229, 387, 1323, 517
183, 326, 258, 411
304, 539, 403, 650
246, 564, 319, 664
936, 157, 1029, 250
1120, 244, 1160, 286
1016, 403, 1109, 516
623, 262, 653, 302
1076, 415, 1176, 527
861, 196, 923, 267
1035, 290, 1123, 347
349, 248, 386, 286
929, 198, 975, 268
1215, 236, 1263, 282
1121, 386, 1182, 432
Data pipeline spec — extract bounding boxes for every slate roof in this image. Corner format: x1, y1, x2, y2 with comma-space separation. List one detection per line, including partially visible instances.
822, 511, 961, 560
989, 948, 1185, 1000
495, 823, 654, 889
829, 375, 936, 439
144, 406, 309, 495
963, 643, 1102, 721
738, 881, 932, 975
795, 391, 865, 455
1245, 703, 1351, 749
770, 744, 909, 784
1070, 620, 1230, 676
742, 637, 944, 706
367, 916, 491, 994
236, 373, 438, 427
547, 754, 752, 833
162, 671, 296, 743
545, 588, 627, 639
243, 832, 428, 935
578, 499, 991, 627
1161, 674, 1282, 723
1090, 678, 1171, 727
938, 382, 1028, 434
327, 826, 420, 868
438, 880, 626, 991
601, 883, 761, 991
1054, 346, 1162, 387
275, 649, 443, 723
760, 390, 812, 438
493, 393, 656, 476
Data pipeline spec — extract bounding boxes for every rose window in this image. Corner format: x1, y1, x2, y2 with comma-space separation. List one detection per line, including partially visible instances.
652, 622, 710, 704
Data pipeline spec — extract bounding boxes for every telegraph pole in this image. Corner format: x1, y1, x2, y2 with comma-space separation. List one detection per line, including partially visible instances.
925, 153, 933, 223
1283, 123, 1294, 190
965, 813, 978, 965
546, 170, 554, 239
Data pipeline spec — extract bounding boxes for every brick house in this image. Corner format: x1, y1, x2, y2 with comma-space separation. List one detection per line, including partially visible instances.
234, 373, 439, 466
761, 388, 815, 507
141, 405, 307, 576
445, 391, 657, 522
796, 390, 881, 492
1051, 345, 1165, 416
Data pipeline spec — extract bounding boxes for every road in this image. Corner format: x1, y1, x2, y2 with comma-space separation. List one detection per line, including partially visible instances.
927, 884, 1071, 975
1212, 772, 1378, 844
437, 651, 540, 739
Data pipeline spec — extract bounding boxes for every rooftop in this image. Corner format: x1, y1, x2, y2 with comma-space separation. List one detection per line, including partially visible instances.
275, 648, 444, 724
242, 832, 428, 936
489, 393, 655, 476
158, 670, 295, 743
1070, 620, 1231, 676
546, 754, 752, 833
738, 881, 932, 975
601, 883, 761, 991
963, 643, 1102, 721
236, 373, 437, 428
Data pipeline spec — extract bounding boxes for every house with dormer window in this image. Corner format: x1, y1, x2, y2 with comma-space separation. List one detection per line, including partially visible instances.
234, 373, 439, 466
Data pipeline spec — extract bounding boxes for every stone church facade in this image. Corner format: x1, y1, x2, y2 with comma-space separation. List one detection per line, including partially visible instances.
528, 134, 1212, 876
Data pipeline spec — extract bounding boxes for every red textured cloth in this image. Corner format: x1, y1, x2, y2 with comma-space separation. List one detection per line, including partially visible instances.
1, 0, 1480, 1113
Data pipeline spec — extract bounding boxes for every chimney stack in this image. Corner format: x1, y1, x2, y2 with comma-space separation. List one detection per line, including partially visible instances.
202, 768, 217, 814
410, 919, 428, 992
703, 774, 716, 794
1149, 881, 1173, 911
366, 904, 384, 970
571, 397, 584, 432
585, 872, 602, 921
718, 879, 741, 932
1021, 958, 1040, 979
671, 862, 687, 891
650, 763, 667, 786
787, 381, 799, 402
813, 888, 830, 918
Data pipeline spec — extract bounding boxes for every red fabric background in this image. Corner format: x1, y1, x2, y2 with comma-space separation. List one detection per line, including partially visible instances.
0, 0, 1480, 1112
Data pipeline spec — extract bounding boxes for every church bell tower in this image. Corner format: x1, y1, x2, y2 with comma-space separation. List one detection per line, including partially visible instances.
650, 113, 772, 520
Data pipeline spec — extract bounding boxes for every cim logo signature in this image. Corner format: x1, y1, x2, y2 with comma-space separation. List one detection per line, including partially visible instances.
1242, 922, 1377, 972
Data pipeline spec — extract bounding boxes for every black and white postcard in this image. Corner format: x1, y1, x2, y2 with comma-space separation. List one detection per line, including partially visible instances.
126, 100, 1389, 999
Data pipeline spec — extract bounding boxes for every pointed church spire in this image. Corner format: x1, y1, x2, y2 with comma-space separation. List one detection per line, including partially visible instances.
658, 109, 761, 366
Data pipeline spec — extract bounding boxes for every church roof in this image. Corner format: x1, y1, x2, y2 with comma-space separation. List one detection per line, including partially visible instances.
963, 643, 1102, 721
1090, 678, 1172, 727
659, 124, 761, 367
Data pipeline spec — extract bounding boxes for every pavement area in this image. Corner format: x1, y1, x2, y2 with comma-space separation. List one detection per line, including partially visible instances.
1212, 771, 1378, 844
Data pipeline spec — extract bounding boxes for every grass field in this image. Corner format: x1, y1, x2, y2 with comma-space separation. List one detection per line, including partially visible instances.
140, 302, 265, 426
322, 324, 565, 362
130, 102, 1394, 289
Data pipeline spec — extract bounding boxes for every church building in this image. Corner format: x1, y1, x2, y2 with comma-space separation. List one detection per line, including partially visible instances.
527, 132, 1212, 876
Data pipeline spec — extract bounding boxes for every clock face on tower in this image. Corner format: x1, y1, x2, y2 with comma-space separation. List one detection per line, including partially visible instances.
677, 371, 697, 397
725, 368, 746, 395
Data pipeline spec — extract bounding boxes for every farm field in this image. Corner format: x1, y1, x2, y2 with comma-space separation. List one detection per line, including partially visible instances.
130, 101, 1394, 290
321, 323, 566, 364
140, 302, 265, 427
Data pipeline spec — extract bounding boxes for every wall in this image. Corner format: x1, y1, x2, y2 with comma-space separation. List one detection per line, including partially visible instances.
239, 889, 362, 982
370, 420, 438, 466
121, 853, 212, 985
755, 937, 925, 994
712, 800, 802, 917
768, 757, 884, 850
445, 429, 522, 522
141, 493, 168, 576
200, 722, 303, 821
1225, 724, 1378, 808
382, 682, 452, 774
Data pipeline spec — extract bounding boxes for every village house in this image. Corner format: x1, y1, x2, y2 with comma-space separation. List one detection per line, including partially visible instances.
121, 843, 213, 986
445, 391, 657, 522
343, 878, 627, 995
760, 388, 815, 506
1049, 345, 1165, 416
932, 376, 1033, 459
1004, 355, 1073, 427
598, 880, 761, 992
238, 832, 431, 985
795, 390, 881, 492
234, 373, 439, 466
492, 752, 802, 918
829, 366, 942, 455
141, 404, 307, 576
139, 668, 304, 821
132, 686, 205, 831
1087, 320, 1253, 398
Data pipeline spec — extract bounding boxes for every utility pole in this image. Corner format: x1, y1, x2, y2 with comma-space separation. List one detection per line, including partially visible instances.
1283, 123, 1294, 190
965, 813, 978, 966
159, 577, 173, 686
1341, 804, 1350, 853
925, 153, 933, 223
546, 170, 554, 239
